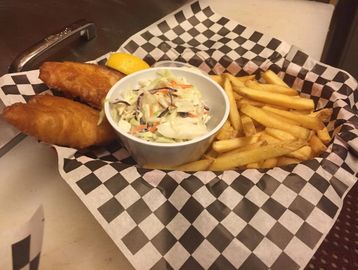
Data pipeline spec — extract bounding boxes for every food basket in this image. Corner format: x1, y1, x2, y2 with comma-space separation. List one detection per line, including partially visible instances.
0, 1, 357, 269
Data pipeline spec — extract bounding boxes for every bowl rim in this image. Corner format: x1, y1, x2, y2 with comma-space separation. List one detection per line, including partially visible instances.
104, 66, 229, 148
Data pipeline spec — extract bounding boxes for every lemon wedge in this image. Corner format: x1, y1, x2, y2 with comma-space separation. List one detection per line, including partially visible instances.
106, 52, 149, 75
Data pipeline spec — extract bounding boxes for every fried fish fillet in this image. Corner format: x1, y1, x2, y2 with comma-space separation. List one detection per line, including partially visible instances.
2, 95, 117, 149
39, 61, 124, 109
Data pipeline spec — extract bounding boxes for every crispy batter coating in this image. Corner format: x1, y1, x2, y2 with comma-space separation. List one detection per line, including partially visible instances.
2, 95, 117, 149
39, 61, 124, 109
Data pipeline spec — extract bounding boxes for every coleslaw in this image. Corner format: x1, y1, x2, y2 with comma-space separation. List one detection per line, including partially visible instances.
109, 70, 210, 143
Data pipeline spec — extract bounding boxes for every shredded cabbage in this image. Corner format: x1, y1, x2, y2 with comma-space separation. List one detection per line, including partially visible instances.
110, 70, 210, 143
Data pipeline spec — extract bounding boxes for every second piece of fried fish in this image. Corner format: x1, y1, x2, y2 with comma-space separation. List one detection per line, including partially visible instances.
2, 95, 117, 149
39, 61, 124, 109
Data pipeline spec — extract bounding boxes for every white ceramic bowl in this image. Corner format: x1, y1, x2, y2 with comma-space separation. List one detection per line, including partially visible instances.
104, 67, 229, 167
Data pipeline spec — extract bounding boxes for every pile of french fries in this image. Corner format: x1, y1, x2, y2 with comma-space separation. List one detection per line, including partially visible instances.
173, 70, 332, 171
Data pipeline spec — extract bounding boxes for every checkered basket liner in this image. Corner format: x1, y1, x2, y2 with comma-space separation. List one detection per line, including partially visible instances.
1, 1, 357, 269
0, 207, 44, 270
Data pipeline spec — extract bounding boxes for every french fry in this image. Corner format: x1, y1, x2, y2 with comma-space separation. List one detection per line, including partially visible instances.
290, 109, 313, 115
235, 87, 315, 110
210, 75, 224, 86
260, 133, 281, 144
267, 111, 300, 125
309, 135, 327, 156
233, 92, 243, 101
236, 74, 256, 82
277, 157, 301, 166
162, 70, 333, 171
209, 140, 306, 171
255, 125, 266, 132
240, 104, 310, 139
237, 98, 266, 108
307, 130, 315, 141
224, 78, 242, 132
262, 158, 278, 168
246, 162, 262, 169
224, 73, 245, 89
310, 108, 333, 122
175, 159, 214, 171
262, 105, 324, 130
218, 141, 266, 158
316, 127, 331, 145
265, 128, 296, 141
286, 145, 313, 160
212, 135, 260, 153
204, 147, 219, 159
238, 99, 289, 111
245, 80, 298, 96
216, 121, 238, 140
261, 70, 288, 87
241, 115, 257, 136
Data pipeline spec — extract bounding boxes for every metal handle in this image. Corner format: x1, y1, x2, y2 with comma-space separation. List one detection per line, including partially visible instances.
8, 19, 96, 73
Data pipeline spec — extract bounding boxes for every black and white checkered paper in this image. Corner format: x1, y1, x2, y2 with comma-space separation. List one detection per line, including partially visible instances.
1, 1, 357, 269
0, 206, 44, 270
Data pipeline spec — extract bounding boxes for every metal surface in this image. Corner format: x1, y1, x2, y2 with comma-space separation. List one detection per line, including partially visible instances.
0, 0, 189, 75
8, 19, 96, 73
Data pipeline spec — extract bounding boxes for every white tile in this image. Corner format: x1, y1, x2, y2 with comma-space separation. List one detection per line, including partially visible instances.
324, 186, 342, 207
299, 183, 322, 205
193, 171, 217, 184
168, 171, 190, 184
168, 186, 191, 210
333, 167, 355, 187
253, 238, 282, 267
166, 213, 191, 239
115, 185, 141, 209
218, 186, 243, 210
17, 84, 35, 95
292, 164, 315, 179
142, 189, 167, 212
284, 236, 313, 267
120, 167, 141, 183
164, 242, 190, 270
306, 207, 334, 234
241, 169, 264, 184
222, 238, 251, 268
93, 165, 118, 182
271, 184, 297, 208
249, 209, 276, 236
245, 186, 269, 207
193, 210, 219, 237
192, 186, 216, 208
193, 240, 220, 269
84, 185, 113, 210
142, 170, 166, 187
109, 212, 137, 241
132, 242, 162, 270
220, 170, 240, 185
267, 167, 291, 183
279, 210, 304, 234
138, 214, 165, 240
221, 212, 247, 237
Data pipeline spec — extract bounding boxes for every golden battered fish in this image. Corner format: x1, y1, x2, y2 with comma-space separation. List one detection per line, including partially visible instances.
39, 61, 124, 109
2, 95, 117, 149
